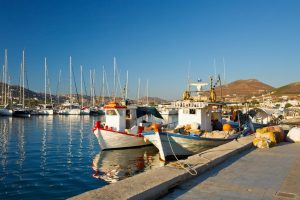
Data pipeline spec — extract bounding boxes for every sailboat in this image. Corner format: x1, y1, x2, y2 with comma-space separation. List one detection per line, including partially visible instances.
13, 50, 30, 117
0, 49, 13, 116
79, 65, 90, 115
38, 57, 53, 115
58, 56, 81, 115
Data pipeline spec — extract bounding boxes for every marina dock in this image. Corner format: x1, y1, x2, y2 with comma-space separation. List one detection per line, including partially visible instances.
71, 136, 300, 200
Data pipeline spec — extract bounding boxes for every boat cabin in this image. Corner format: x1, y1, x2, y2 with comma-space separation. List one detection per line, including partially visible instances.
173, 101, 223, 131
103, 102, 163, 132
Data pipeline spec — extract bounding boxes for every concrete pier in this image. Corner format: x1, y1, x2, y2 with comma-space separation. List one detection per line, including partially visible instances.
162, 142, 300, 200
70, 135, 255, 200
71, 136, 300, 200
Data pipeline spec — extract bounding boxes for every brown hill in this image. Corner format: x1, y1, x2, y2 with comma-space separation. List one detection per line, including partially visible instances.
272, 82, 300, 95
214, 79, 274, 97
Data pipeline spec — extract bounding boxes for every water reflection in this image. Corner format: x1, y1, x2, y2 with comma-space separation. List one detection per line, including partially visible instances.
0, 117, 11, 173
92, 146, 165, 183
40, 116, 54, 176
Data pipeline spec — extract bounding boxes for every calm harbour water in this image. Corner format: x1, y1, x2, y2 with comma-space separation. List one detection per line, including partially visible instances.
0, 115, 164, 199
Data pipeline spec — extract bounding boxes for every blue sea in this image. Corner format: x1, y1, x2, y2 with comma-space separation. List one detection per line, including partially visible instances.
0, 116, 164, 199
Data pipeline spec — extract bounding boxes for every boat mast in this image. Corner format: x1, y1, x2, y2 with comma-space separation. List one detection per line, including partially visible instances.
113, 56, 116, 101
44, 57, 47, 107
4, 49, 7, 105
56, 68, 61, 104
125, 70, 128, 99
69, 56, 72, 104
146, 79, 149, 105
137, 78, 140, 104
93, 69, 95, 107
102, 65, 105, 105
80, 65, 83, 107
1, 64, 4, 105
22, 50, 25, 109
223, 57, 226, 86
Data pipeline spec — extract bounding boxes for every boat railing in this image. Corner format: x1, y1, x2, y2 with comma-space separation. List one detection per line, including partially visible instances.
172, 101, 208, 108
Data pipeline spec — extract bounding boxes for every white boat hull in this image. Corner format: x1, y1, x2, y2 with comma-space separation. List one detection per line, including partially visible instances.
80, 108, 90, 115
93, 128, 151, 150
143, 131, 240, 161
58, 108, 81, 115
38, 109, 54, 115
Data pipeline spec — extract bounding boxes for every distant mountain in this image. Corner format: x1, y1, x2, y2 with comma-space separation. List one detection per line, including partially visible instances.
214, 79, 274, 97
138, 96, 168, 104
272, 82, 300, 95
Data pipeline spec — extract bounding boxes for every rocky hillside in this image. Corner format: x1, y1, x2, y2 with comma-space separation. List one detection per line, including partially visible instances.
272, 82, 300, 95
214, 79, 274, 97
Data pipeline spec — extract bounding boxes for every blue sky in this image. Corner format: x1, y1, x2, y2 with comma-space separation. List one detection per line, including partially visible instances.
0, 0, 299, 100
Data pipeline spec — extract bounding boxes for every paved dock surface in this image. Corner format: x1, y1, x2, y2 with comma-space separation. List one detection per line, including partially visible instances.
161, 142, 300, 200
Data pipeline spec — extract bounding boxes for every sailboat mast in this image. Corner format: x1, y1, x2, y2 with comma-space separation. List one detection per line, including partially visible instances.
80, 65, 83, 107
45, 57, 47, 106
113, 56, 116, 101
22, 50, 25, 108
102, 65, 105, 104
223, 57, 226, 85
137, 78, 140, 104
69, 56, 72, 103
146, 79, 149, 105
93, 69, 95, 107
4, 49, 7, 105
125, 70, 128, 99
1, 64, 4, 105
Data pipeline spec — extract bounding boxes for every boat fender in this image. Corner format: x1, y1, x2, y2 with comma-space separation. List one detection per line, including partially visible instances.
93, 121, 102, 132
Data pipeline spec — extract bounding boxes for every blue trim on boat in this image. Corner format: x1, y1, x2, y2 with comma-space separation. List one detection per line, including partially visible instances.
142, 131, 235, 142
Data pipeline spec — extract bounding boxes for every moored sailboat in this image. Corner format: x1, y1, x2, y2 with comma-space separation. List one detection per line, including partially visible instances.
13, 50, 31, 118
38, 57, 54, 115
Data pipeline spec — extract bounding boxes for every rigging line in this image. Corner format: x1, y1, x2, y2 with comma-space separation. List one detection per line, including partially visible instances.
166, 132, 197, 176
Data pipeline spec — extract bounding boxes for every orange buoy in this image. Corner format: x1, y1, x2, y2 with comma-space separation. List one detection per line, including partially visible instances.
223, 124, 232, 131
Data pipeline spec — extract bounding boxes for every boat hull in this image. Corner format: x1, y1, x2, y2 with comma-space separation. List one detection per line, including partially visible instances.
38, 109, 54, 115
58, 108, 81, 115
143, 131, 239, 161
13, 110, 31, 118
0, 108, 13, 116
93, 129, 151, 150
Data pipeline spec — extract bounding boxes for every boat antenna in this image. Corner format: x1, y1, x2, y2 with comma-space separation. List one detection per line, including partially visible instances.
222, 57, 226, 86
218, 74, 223, 100
187, 60, 191, 91
213, 57, 217, 81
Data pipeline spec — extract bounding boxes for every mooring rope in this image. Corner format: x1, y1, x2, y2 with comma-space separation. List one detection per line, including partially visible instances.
166, 131, 198, 176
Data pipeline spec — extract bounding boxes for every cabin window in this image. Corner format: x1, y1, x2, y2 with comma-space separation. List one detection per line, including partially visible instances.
189, 109, 196, 114
126, 110, 131, 118
183, 109, 189, 114
106, 110, 117, 116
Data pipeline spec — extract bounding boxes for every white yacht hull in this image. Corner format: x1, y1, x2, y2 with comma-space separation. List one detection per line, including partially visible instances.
38, 109, 54, 115
58, 108, 81, 115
